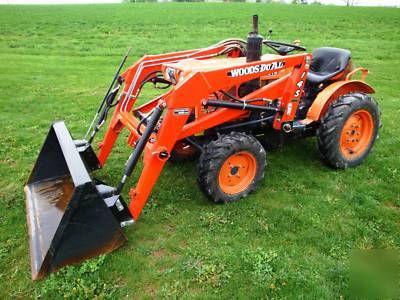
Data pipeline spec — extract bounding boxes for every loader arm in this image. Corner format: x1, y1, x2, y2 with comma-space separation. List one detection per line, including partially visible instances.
97, 40, 246, 165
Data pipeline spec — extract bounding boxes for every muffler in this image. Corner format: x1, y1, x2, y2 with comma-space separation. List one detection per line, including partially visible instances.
24, 121, 132, 280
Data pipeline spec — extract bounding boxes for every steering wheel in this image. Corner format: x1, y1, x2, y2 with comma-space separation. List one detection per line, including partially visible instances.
263, 40, 306, 56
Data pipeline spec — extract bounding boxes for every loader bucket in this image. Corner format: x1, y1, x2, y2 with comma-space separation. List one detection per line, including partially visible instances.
25, 121, 130, 280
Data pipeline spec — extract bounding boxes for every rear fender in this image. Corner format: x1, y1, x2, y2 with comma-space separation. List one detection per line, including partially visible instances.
306, 80, 375, 122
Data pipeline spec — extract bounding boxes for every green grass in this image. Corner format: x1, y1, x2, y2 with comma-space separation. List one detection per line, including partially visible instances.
0, 2, 399, 299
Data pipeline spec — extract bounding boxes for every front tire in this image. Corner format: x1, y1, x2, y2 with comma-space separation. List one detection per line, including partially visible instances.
317, 93, 380, 169
198, 132, 266, 203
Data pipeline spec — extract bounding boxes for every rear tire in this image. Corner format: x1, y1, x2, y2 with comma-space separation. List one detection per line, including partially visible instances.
198, 132, 266, 203
317, 93, 380, 169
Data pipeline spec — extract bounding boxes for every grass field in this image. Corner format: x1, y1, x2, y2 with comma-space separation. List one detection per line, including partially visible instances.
0, 2, 399, 299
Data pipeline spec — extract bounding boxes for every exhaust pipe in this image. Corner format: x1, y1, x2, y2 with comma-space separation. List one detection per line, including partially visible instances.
246, 15, 263, 62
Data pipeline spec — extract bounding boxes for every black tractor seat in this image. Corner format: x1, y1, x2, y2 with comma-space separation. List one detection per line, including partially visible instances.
307, 47, 351, 85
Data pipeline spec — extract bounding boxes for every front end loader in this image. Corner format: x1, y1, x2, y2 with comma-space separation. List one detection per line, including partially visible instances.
25, 15, 380, 280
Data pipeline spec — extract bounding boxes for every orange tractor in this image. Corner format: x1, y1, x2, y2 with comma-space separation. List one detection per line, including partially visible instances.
25, 16, 380, 280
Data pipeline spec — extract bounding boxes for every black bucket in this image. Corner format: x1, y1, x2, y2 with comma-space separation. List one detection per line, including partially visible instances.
25, 121, 132, 280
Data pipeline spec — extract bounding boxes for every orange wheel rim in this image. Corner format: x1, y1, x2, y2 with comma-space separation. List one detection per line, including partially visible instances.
340, 109, 374, 160
218, 151, 257, 195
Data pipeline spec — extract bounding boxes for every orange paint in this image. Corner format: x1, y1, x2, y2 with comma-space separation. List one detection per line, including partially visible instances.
340, 110, 374, 160
218, 151, 257, 195
306, 80, 375, 122
93, 40, 373, 221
